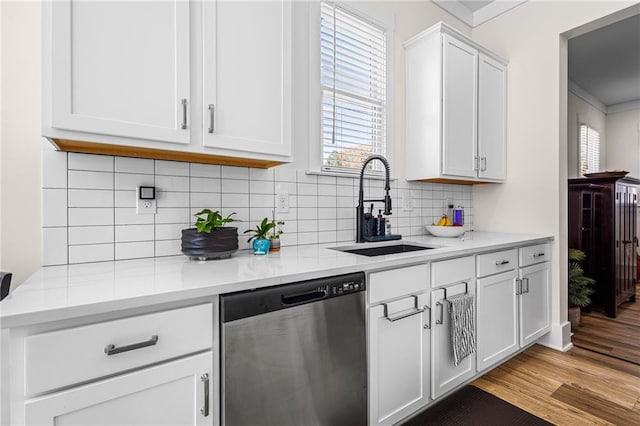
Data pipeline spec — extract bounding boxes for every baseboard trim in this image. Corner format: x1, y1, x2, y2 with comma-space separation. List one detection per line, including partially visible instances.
538, 321, 572, 351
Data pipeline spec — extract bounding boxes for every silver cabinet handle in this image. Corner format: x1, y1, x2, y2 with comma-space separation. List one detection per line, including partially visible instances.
181, 99, 188, 130
104, 335, 158, 356
495, 259, 510, 265
436, 301, 444, 325
533, 252, 545, 258
515, 278, 522, 295
200, 373, 210, 417
474, 156, 480, 171
481, 157, 487, 171
384, 295, 425, 322
423, 305, 431, 329
523, 277, 530, 294
208, 104, 215, 134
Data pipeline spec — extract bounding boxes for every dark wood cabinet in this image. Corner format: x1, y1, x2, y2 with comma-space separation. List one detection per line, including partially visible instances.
569, 173, 639, 318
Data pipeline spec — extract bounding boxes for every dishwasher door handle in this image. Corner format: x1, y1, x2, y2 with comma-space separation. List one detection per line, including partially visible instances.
281, 289, 328, 306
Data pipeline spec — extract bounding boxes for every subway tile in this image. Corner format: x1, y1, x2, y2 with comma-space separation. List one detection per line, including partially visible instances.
298, 208, 318, 220
68, 208, 114, 227
69, 243, 114, 264
156, 208, 190, 224
297, 195, 318, 208
68, 153, 113, 172
337, 218, 354, 230
156, 191, 189, 208
336, 207, 354, 219
336, 229, 354, 242
155, 240, 182, 257
43, 189, 67, 227
278, 220, 296, 233
156, 223, 189, 241
249, 208, 274, 224
337, 177, 355, 186
319, 230, 337, 244
296, 170, 317, 184
318, 207, 337, 220
190, 177, 221, 193
279, 232, 297, 247
116, 241, 155, 260
274, 168, 297, 183
115, 190, 136, 208
68, 189, 114, 208
68, 226, 114, 245
318, 184, 337, 197
337, 185, 353, 197
155, 175, 189, 192
115, 224, 155, 243
298, 220, 318, 233
249, 194, 274, 208
249, 180, 274, 194
190, 192, 221, 208
222, 166, 249, 180
249, 168, 274, 181
114, 173, 154, 191
155, 160, 189, 176
337, 196, 354, 208
297, 182, 317, 196
318, 196, 337, 208
42, 150, 67, 188
115, 208, 155, 225
223, 207, 248, 224
274, 182, 296, 195
274, 208, 297, 221
297, 232, 318, 245
222, 179, 249, 194
317, 176, 337, 185
42, 227, 68, 266
115, 156, 154, 174
190, 163, 220, 178
69, 170, 114, 190
221, 193, 249, 208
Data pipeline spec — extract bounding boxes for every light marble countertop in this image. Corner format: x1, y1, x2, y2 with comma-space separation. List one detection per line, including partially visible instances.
0, 232, 552, 328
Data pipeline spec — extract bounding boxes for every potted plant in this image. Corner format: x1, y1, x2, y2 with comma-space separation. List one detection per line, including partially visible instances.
244, 217, 275, 255
269, 212, 285, 252
568, 248, 596, 328
181, 209, 237, 260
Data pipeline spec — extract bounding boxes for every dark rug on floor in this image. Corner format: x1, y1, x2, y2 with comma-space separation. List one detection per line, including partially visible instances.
401, 385, 553, 426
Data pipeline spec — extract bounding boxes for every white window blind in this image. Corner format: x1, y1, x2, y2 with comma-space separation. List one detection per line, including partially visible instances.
579, 124, 600, 175
320, 1, 387, 172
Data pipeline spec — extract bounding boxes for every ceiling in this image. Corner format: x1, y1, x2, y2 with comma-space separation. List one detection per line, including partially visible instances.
432, 0, 527, 27
568, 14, 640, 109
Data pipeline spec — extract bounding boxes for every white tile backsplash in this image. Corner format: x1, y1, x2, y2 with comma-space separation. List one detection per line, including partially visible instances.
42, 152, 474, 264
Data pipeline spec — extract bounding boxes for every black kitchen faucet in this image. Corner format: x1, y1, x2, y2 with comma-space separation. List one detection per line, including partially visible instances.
356, 155, 392, 243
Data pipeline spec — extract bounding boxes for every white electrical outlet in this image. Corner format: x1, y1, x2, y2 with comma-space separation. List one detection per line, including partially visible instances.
276, 192, 289, 213
136, 198, 156, 214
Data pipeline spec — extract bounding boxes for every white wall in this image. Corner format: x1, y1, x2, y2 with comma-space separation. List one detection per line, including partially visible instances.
1, 1, 471, 284
471, 0, 637, 350
605, 107, 640, 177
0, 1, 42, 286
567, 91, 607, 178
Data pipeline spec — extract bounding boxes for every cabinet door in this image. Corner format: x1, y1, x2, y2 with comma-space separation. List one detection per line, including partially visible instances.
24, 352, 213, 426
202, 1, 292, 158
431, 281, 476, 399
441, 34, 478, 179
49, 1, 190, 144
476, 271, 518, 372
519, 262, 551, 346
368, 294, 430, 426
477, 53, 506, 181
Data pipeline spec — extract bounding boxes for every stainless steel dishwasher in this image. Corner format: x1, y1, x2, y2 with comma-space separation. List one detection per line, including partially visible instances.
221, 272, 366, 426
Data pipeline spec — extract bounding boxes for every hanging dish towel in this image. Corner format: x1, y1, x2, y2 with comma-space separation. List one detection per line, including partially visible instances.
448, 293, 476, 366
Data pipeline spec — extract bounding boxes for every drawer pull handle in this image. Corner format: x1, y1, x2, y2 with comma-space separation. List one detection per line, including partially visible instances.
180, 99, 188, 130
384, 295, 425, 322
533, 252, 545, 258
104, 335, 158, 356
495, 259, 510, 265
200, 373, 210, 417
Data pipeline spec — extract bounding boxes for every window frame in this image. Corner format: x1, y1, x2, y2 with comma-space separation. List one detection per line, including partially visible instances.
578, 123, 601, 176
308, 1, 395, 178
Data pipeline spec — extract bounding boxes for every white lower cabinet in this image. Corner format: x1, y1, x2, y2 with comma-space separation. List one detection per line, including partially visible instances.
368, 293, 430, 426
476, 270, 519, 372
519, 262, 552, 346
430, 280, 476, 399
24, 352, 213, 426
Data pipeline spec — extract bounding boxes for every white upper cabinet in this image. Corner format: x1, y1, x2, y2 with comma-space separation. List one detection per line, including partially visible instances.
404, 23, 507, 183
43, 0, 292, 167
202, 1, 292, 157
47, 0, 191, 145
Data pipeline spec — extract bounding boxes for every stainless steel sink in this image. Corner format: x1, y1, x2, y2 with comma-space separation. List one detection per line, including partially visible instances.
333, 244, 434, 257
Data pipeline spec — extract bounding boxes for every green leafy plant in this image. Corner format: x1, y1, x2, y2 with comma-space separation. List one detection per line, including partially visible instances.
244, 217, 276, 242
568, 248, 596, 308
270, 220, 285, 239
194, 209, 235, 233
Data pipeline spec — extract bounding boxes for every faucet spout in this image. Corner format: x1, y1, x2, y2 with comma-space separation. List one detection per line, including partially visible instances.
356, 155, 393, 243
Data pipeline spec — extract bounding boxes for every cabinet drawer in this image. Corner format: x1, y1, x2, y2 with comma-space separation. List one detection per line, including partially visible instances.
519, 243, 551, 267
25, 303, 213, 396
477, 249, 517, 278
368, 264, 430, 305
432, 256, 475, 287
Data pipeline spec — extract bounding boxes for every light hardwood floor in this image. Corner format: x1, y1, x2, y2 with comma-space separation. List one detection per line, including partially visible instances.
473, 344, 640, 425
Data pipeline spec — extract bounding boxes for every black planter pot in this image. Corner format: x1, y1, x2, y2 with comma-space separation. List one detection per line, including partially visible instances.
181, 227, 239, 260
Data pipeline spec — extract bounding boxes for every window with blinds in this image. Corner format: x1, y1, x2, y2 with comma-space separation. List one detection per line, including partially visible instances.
320, 1, 387, 173
579, 124, 600, 175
